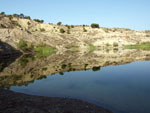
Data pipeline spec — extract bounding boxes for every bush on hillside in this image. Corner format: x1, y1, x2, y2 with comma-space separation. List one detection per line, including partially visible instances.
33, 19, 44, 23
24, 16, 31, 20
83, 27, 87, 32
91, 23, 99, 28
71, 25, 74, 28
57, 22, 62, 25
60, 28, 65, 33
17, 39, 28, 51
19, 13, 24, 18
67, 29, 70, 34
65, 25, 70, 29
0, 12, 5, 15
40, 28, 45, 32
7, 15, 13, 20
27, 22, 31, 25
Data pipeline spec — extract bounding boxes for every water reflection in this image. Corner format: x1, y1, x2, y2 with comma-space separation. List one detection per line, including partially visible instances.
0, 49, 150, 113
0, 49, 150, 88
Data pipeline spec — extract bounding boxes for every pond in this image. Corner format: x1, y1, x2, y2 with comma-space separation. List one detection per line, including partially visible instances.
0, 49, 150, 113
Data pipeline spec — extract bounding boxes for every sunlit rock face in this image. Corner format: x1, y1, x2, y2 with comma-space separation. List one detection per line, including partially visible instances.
0, 49, 150, 88
0, 15, 150, 53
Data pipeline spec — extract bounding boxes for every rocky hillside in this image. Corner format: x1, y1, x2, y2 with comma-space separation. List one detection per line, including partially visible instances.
0, 13, 150, 53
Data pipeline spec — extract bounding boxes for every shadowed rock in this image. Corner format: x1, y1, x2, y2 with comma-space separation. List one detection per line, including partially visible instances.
0, 89, 113, 113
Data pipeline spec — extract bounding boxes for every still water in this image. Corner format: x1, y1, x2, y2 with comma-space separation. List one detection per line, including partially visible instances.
0, 50, 150, 113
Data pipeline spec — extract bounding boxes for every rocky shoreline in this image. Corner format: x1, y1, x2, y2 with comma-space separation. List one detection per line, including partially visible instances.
0, 89, 112, 113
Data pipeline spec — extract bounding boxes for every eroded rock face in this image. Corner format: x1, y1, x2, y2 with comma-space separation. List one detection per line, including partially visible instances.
0, 49, 150, 88
0, 15, 150, 53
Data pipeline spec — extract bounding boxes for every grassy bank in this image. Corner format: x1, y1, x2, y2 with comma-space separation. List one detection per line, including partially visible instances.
34, 46, 55, 58
89, 44, 97, 53
17, 39, 55, 58
125, 42, 150, 50
66, 46, 79, 53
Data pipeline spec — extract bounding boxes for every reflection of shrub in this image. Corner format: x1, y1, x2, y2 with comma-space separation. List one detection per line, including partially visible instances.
42, 67, 47, 71
106, 43, 111, 46
37, 76, 47, 80
59, 72, 64, 75
18, 54, 34, 68
113, 48, 119, 53
91, 23, 99, 28
19, 57, 28, 67
0, 63, 3, 72
92, 67, 101, 72
60, 28, 65, 33
113, 42, 118, 47
84, 64, 88, 70
61, 64, 67, 69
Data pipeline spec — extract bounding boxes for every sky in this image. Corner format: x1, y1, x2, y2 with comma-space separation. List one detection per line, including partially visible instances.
0, 0, 150, 30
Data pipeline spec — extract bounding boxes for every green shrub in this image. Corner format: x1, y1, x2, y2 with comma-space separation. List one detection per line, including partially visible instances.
28, 43, 34, 50
13, 14, 19, 17
0, 12, 5, 15
40, 28, 45, 32
19, 13, 24, 18
27, 22, 31, 25
17, 39, 28, 51
33, 19, 44, 23
24, 16, 31, 20
7, 15, 13, 20
125, 42, 150, 50
113, 42, 118, 47
83, 27, 87, 32
57, 22, 62, 25
67, 29, 70, 34
71, 25, 74, 28
91, 23, 99, 28
34, 45, 55, 58
65, 25, 70, 29
89, 44, 96, 53
60, 28, 65, 33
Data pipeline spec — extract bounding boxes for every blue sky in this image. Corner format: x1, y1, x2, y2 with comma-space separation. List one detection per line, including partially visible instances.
0, 0, 150, 30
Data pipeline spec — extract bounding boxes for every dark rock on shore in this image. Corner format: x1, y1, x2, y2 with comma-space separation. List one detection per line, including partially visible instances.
0, 89, 113, 113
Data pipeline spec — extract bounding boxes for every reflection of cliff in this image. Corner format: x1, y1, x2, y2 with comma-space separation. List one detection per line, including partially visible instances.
0, 41, 22, 72
0, 49, 150, 88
